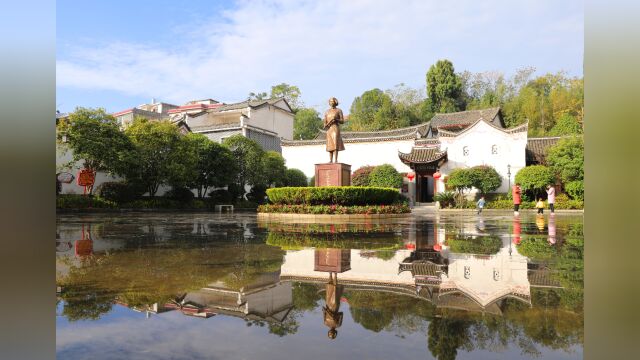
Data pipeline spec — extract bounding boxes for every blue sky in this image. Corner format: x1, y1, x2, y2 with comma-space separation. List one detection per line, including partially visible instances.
57, 0, 584, 114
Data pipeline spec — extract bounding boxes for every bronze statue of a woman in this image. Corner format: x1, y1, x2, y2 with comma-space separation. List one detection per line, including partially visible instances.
323, 97, 345, 163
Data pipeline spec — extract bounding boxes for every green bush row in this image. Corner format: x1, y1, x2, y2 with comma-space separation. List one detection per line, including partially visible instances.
257, 204, 410, 214
56, 194, 259, 210
56, 194, 117, 209
265, 186, 403, 206
266, 232, 403, 250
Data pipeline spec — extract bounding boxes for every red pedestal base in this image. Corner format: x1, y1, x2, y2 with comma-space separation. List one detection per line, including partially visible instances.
315, 163, 351, 187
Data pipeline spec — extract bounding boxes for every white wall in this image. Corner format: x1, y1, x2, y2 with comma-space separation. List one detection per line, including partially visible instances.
246, 104, 294, 140
56, 145, 172, 196
437, 121, 527, 194
280, 248, 415, 285
282, 139, 415, 178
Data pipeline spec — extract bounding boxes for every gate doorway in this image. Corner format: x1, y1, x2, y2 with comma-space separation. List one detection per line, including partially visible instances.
418, 175, 434, 202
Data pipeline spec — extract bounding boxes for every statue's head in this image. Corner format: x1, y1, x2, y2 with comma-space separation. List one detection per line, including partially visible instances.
329, 97, 339, 107
328, 328, 338, 339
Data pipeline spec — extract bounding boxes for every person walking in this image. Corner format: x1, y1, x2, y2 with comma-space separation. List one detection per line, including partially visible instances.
512, 183, 522, 216
546, 184, 556, 214
536, 198, 545, 214
476, 196, 486, 215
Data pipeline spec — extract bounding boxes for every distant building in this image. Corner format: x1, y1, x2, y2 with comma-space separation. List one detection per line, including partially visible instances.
113, 97, 295, 152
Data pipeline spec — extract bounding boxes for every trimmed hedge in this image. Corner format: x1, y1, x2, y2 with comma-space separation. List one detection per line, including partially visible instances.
258, 204, 410, 214
265, 186, 403, 206
57, 194, 116, 209
448, 235, 502, 255
266, 232, 403, 250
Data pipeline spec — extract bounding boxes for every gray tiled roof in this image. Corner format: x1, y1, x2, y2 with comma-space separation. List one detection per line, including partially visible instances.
431, 107, 502, 129
526, 136, 562, 164
398, 147, 447, 164
214, 97, 291, 112
314, 122, 430, 141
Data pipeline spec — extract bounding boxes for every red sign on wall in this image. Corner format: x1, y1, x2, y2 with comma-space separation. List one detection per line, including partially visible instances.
77, 169, 95, 187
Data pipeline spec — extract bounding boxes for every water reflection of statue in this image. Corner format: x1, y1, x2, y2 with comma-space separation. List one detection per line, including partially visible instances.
323, 272, 344, 339
323, 97, 345, 163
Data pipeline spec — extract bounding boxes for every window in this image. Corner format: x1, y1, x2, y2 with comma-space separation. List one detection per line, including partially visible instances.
463, 146, 469, 156
492, 145, 498, 155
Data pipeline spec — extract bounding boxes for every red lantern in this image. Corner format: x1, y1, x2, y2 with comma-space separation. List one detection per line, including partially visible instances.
433, 171, 441, 180
405, 243, 416, 250
77, 169, 95, 187
433, 243, 442, 252
406, 172, 415, 181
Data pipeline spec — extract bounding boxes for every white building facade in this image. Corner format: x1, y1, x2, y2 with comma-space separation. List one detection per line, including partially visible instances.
282, 107, 538, 202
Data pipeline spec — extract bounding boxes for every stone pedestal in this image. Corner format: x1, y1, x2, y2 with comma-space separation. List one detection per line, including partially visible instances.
315, 163, 351, 187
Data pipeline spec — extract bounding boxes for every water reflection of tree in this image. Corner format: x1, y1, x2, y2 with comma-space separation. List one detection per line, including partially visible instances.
428, 317, 473, 360
57, 243, 285, 321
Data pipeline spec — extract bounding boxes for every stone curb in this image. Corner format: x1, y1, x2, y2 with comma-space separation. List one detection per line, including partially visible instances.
257, 212, 411, 223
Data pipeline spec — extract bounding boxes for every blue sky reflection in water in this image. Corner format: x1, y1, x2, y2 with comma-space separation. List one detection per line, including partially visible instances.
56, 213, 583, 359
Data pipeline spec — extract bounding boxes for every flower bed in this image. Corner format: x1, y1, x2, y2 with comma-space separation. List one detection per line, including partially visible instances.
257, 203, 410, 214
265, 186, 403, 206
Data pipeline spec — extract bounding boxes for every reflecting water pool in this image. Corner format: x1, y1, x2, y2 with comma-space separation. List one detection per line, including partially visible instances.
56, 212, 583, 360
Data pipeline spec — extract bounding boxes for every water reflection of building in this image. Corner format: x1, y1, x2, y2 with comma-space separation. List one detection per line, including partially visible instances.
116, 272, 294, 323
280, 235, 561, 315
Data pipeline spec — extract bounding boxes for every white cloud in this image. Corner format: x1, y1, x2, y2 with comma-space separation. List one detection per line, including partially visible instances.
56, 0, 583, 109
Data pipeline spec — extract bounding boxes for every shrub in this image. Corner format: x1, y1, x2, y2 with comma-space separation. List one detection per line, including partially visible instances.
56, 194, 116, 209
547, 136, 584, 183
446, 168, 475, 192
56, 178, 62, 196
265, 187, 402, 206
565, 180, 584, 201
351, 166, 375, 186
283, 168, 308, 187
266, 232, 403, 250
208, 189, 234, 204
515, 165, 555, 199
368, 164, 403, 189
448, 235, 502, 255
308, 175, 315, 187
469, 165, 502, 194
434, 191, 456, 208
164, 187, 195, 202
247, 184, 268, 204
94, 182, 140, 203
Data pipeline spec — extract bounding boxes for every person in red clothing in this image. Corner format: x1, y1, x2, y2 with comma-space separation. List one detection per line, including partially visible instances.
512, 183, 522, 215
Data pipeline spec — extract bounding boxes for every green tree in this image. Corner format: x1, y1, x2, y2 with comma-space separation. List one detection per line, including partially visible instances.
348, 88, 407, 131
270, 83, 302, 110
368, 164, 403, 189
426, 59, 464, 113
515, 165, 556, 200
427, 317, 472, 360
57, 107, 135, 194
446, 168, 475, 193
124, 118, 196, 196
283, 168, 308, 187
293, 108, 322, 140
549, 113, 582, 136
546, 136, 584, 183
248, 91, 268, 101
185, 133, 238, 198
223, 135, 265, 199
469, 165, 502, 194
262, 151, 287, 187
